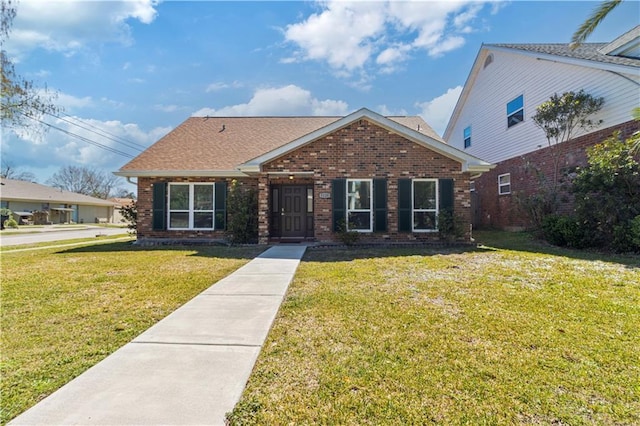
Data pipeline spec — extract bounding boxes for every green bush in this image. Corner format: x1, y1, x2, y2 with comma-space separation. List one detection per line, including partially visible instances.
631, 216, 640, 249
438, 210, 466, 242
335, 219, 360, 246
4, 217, 19, 229
570, 133, 640, 252
541, 215, 585, 248
119, 201, 137, 234
225, 180, 258, 244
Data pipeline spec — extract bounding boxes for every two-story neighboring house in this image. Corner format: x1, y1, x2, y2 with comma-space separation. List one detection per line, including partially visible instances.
444, 26, 640, 230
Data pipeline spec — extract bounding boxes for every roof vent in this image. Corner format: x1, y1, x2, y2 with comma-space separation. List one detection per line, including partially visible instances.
219, 124, 226, 133
483, 53, 494, 69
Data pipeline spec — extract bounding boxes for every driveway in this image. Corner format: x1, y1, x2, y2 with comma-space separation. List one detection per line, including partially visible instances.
0, 226, 130, 247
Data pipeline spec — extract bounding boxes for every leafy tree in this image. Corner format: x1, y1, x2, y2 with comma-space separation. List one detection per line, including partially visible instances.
571, 0, 623, 48
0, 158, 35, 181
225, 180, 258, 244
1, 0, 61, 130
519, 91, 604, 227
532, 90, 605, 186
47, 165, 124, 199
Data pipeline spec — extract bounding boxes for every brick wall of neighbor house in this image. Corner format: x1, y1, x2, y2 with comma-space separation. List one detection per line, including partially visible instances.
261, 119, 473, 243
473, 120, 639, 230
137, 176, 258, 240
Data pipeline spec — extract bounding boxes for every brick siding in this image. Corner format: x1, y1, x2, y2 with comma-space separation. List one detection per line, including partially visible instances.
261, 119, 473, 243
472, 120, 639, 230
137, 119, 477, 244
137, 177, 257, 240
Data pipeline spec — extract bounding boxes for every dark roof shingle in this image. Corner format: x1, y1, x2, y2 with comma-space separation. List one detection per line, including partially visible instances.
119, 115, 440, 173
487, 42, 640, 68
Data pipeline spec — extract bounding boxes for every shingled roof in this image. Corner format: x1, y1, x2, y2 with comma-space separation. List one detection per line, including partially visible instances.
118, 114, 442, 176
486, 25, 640, 69
487, 42, 640, 68
0, 178, 115, 206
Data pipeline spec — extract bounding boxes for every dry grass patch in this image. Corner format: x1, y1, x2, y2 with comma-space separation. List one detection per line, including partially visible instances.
0, 241, 264, 424
229, 232, 639, 425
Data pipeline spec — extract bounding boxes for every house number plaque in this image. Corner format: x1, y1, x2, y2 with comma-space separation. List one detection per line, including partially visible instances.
319, 192, 331, 199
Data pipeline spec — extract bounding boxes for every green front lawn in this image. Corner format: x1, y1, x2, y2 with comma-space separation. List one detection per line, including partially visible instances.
229, 232, 640, 425
0, 242, 265, 424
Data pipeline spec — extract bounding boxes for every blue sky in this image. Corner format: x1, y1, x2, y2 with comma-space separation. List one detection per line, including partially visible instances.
2, 0, 639, 192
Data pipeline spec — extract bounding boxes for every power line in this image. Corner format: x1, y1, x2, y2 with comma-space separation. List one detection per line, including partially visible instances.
19, 112, 136, 159
45, 111, 147, 153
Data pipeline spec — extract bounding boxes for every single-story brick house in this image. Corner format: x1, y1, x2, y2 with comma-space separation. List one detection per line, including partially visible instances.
115, 108, 493, 244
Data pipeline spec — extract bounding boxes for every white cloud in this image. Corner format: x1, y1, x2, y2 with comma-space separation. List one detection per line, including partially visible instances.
205, 81, 244, 93
29, 69, 52, 78
3, 114, 171, 182
153, 104, 184, 113
428, 36, 465, 57
6, 0, 159, 57
376, 105, 408, 116
283, 0, 494, 76
283, 1, 387, 72
56, 93, 94, 110
416, 86, 463, 137
193, 85, 349, 117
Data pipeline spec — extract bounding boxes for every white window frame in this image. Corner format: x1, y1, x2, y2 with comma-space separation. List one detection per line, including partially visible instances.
507, 94, 524, 128
346, 178, 373, 232
412, 179, 439, 233
498, 173, 511, 195
463, 126, 471, 149
168, 183, 215, 230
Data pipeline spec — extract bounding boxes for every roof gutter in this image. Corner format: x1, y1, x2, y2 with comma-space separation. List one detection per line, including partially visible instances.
113, 170, 249, 178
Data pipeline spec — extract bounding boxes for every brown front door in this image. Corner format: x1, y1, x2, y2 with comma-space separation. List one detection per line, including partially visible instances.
270, 185, 314, 239
282, 186, 306, 238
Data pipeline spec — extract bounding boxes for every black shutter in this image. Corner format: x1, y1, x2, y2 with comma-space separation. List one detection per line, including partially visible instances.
439, 179, 454, 214
332, 179, 346, 232
398, 178, 412, 232
214, 181, 227, 230
152, 182, 167, 230
373, 178, 387, 232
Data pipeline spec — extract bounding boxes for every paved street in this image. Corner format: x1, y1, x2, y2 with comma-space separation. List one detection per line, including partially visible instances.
0, 226, 130, 247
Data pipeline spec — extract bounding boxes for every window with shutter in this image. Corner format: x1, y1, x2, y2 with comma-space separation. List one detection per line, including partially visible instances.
152, 182, 167, 230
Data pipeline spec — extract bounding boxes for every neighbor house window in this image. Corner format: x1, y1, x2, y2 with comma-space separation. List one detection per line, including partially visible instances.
168, 183, 215, 229
413, 179, 438, 232
346, 179, 372, 232
498, 173, 511, 195
463, 126, 471, 148
507, 95, 524, 128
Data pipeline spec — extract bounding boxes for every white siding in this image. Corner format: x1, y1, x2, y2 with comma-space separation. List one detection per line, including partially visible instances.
448, 49, 639, 163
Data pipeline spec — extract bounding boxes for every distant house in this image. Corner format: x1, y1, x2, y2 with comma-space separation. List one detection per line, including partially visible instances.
444, 26, 640, 230
109, 197, 136, 225
115, 108, 493, 244
0, 178, 116, 225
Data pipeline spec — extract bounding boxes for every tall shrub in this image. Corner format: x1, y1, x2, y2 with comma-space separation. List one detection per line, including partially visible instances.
120, 201, 137, 234
225, 180, 258, 244
564, 132, 640, 252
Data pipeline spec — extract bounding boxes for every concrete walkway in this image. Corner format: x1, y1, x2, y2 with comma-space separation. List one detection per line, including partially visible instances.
9, 245, 307, 426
